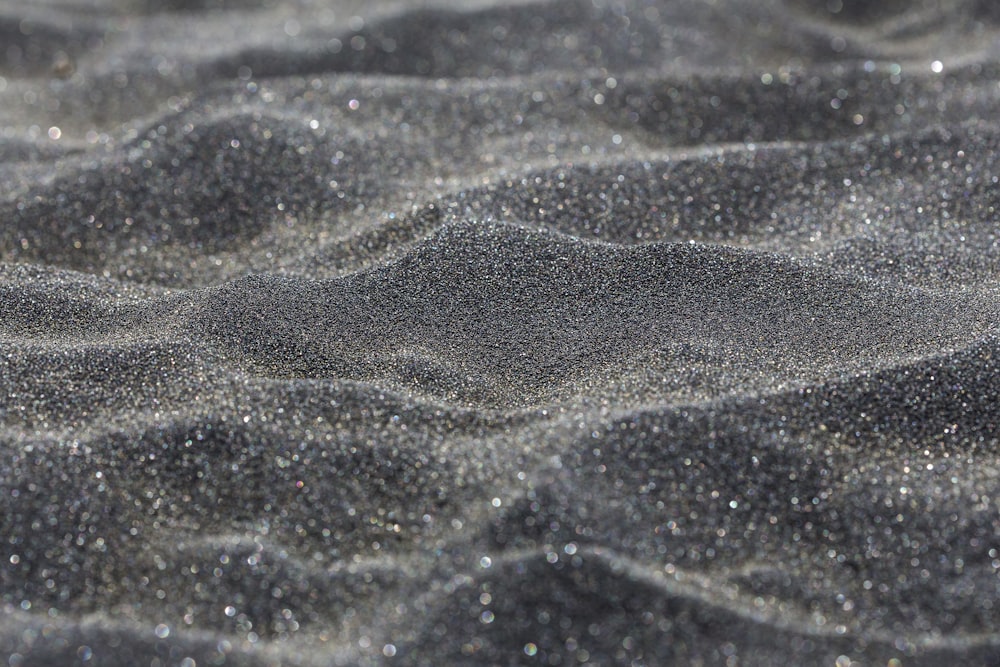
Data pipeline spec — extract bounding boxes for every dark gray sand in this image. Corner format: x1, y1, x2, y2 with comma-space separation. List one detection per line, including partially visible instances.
3, 1, 1000, 665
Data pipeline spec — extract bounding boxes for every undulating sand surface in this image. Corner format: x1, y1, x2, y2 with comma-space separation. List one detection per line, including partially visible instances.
3, 1, 1000, 665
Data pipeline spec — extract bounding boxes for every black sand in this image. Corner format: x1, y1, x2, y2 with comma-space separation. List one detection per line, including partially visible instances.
3, 1, 1000, 665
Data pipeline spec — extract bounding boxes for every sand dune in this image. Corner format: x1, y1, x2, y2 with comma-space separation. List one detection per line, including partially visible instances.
3, 0, 1000, 665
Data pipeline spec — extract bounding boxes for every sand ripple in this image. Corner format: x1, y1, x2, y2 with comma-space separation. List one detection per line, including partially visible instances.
2, 1, 1000, 665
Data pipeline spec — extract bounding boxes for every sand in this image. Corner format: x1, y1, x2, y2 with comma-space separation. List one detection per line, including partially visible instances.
3, 0, 1000, 665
